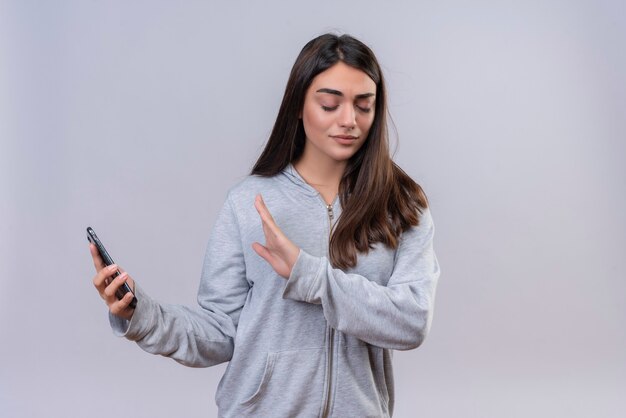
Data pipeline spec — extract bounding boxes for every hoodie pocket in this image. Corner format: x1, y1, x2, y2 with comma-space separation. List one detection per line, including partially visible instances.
239, 352, 278, 408
239, 348, 326, 416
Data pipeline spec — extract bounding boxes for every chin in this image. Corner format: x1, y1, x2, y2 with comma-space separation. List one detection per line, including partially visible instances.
328, 150, 358, 162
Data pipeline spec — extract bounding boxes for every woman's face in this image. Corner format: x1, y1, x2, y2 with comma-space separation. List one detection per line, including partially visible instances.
300, 61, 377, 165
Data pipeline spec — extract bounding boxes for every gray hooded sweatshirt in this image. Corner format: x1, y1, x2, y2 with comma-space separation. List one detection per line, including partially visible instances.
110, 164, 440, 417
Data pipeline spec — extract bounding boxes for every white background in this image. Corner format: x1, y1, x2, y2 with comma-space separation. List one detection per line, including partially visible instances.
1, 1, 625, 417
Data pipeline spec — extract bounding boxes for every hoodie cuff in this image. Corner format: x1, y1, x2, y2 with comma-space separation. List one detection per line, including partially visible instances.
108, 284, 157, 341
282, 249, 325, 304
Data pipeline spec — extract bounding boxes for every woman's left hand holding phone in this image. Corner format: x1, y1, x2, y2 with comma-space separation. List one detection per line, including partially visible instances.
90, 243, 136, 320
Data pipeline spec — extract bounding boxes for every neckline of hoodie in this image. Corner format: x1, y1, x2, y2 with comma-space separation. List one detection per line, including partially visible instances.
278, 163, 321, 197
278, 164, 342, 212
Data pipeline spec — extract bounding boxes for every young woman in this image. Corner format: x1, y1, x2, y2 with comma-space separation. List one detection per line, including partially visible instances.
90, 33, 440, 417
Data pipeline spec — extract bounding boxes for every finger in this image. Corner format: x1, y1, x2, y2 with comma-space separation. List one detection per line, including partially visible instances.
103, 271, 129, 301
260, 217, 276, 242
255, 196, 282, 242
110, 291, 135, 317
252, 242, 290, 279
93, 264, 118, 293
252, 242, 273, 263
255, 194, 276, 226
111, 267, 135, 291
89, 243, 106, 271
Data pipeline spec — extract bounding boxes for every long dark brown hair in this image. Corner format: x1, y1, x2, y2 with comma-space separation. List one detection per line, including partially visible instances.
252, 33, 428, 269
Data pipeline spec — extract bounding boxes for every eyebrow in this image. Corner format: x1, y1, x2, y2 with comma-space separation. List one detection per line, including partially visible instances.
316, 88, 375, 99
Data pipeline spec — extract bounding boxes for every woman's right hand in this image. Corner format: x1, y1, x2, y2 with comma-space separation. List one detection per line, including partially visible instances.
90, 243, 136, 320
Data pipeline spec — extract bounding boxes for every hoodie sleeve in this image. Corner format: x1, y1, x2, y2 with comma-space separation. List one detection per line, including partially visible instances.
282, 208, 440, 351
109, 196, 250, 367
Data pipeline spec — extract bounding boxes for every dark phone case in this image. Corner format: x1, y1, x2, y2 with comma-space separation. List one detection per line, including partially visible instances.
87, 227, 138, 309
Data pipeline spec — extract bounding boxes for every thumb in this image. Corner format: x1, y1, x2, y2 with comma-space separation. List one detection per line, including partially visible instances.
252, 242, 271, 262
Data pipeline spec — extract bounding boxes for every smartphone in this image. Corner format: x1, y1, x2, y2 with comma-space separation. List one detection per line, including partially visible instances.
86, 227, 138, 309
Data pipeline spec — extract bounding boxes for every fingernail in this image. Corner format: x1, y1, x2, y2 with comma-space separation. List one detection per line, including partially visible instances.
108, 264, 117, 272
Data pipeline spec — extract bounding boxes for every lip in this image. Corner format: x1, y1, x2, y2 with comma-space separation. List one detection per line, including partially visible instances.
331, 135, 359, 145
331, 135, 358, 139
330, 135, 359, 145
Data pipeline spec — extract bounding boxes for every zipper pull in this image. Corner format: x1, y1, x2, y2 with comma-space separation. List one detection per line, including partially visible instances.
327, 204, 334, 221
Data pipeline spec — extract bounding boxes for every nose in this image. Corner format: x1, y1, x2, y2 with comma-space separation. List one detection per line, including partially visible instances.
339, 105, 356, 130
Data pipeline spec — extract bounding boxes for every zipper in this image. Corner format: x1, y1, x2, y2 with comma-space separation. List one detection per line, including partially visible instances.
321, 325, 335, 418
326, 203, 334, 223
321, 201, 335, 418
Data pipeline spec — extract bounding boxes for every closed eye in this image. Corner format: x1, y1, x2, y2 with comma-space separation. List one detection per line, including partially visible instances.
356, 105, 371, 113
322, 105, 339, 111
